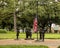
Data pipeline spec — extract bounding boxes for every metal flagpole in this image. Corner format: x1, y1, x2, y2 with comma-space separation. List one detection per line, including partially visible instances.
36, 1, 38, 41
33, 0, 38, 41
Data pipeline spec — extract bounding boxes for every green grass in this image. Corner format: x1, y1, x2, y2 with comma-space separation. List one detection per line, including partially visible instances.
0, 32, 60, 39
45, 33, 60, 39
0, 45, 48, 48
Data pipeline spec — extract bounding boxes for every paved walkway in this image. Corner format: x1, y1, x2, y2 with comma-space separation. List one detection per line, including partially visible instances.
0, 39, 60, 48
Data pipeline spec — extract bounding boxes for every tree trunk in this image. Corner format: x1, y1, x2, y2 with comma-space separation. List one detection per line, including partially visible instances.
14, 12, 17, 32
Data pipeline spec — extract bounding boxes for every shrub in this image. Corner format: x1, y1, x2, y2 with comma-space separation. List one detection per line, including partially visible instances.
0, 45, 49, 48
57, 46, 60, 48
0, 29, 7, 33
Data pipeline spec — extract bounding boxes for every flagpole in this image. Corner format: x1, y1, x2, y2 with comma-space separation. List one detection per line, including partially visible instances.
36, 1, 38, 41
33, 0, 39, 41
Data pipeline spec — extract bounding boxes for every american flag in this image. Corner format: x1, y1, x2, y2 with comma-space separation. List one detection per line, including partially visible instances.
33, 16, 38, 32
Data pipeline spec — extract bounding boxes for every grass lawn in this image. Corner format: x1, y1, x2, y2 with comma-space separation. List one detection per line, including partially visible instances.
0, 32, 60, 39
0, 45, 48, 48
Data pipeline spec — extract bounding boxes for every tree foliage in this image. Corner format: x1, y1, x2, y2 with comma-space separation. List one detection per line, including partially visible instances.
0, 0, 60, 30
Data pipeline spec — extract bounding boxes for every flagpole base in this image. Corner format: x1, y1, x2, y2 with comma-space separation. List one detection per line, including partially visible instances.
25, 38, 34, 40
35, 39, 44, 42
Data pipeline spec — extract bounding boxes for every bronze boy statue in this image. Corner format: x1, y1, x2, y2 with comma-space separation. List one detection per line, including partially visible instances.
39, 27, 47, 41
25, 27, 32, 40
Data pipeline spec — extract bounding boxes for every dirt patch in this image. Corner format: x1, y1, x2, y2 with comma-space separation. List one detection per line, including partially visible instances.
0, 39, 60, 48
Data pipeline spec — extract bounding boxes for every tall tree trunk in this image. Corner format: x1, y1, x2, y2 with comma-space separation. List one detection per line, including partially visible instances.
14, 12, 17, 32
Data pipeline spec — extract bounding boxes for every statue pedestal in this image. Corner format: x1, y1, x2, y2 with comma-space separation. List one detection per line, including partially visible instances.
25, 38, 34, 40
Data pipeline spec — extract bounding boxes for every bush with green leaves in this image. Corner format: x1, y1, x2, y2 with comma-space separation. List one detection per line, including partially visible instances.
0, 29, 7, 33
0, 45, 48, 48
58, 46, 60, 48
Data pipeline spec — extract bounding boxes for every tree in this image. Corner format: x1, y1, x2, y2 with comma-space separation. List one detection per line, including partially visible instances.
0, 0, 60, 31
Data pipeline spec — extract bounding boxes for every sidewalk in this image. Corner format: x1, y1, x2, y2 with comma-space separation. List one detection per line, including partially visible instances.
0, 39, 60, 48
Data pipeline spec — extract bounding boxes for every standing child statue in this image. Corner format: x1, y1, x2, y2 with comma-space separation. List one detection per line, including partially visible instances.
16, 28, 20, 40
25, 27, 32, 40
39, 28, 47, 41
